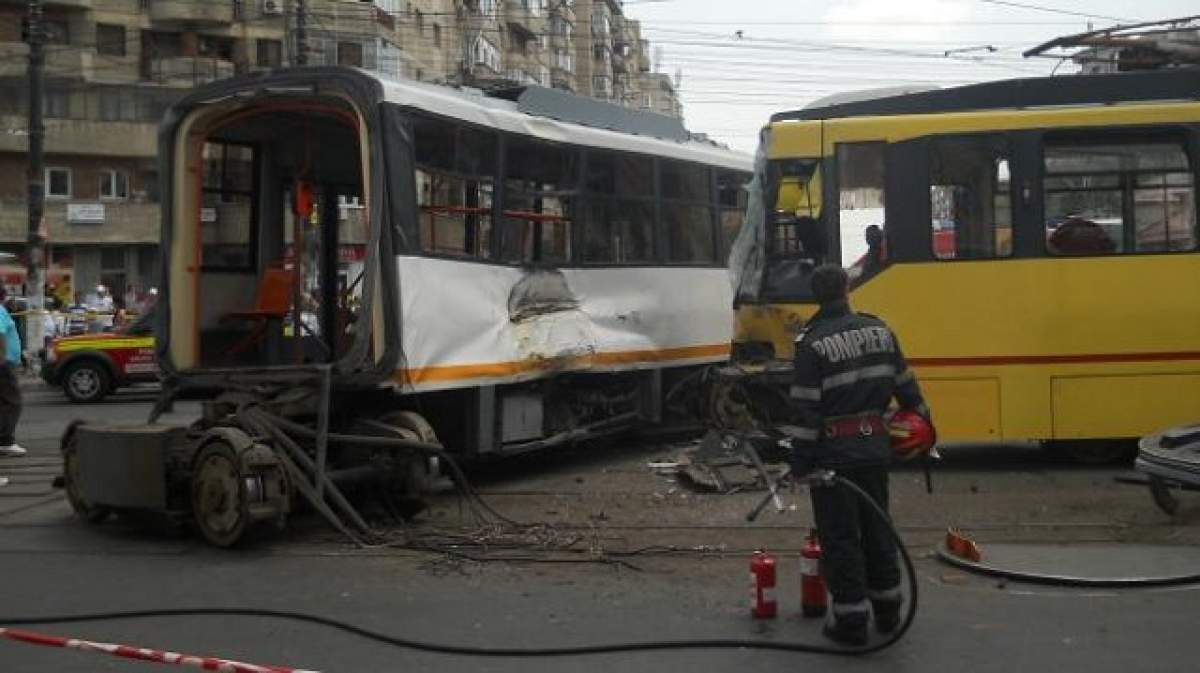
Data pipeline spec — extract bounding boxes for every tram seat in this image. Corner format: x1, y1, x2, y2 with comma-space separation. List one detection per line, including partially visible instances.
1047, 218, 1116, 255
220, 265, 295, 358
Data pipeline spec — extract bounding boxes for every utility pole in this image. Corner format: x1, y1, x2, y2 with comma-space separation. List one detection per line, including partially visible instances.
295, 0, 308, 66
25, 0, 45, 362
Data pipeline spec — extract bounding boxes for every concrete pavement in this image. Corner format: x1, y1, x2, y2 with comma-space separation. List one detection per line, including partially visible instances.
2, 386, 1199, 672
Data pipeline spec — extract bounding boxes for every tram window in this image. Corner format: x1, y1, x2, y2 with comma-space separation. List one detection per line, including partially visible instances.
665, 204, 716, 263
501, 136, 579, 264
1135, 172, 1196, 251
929, 137, 1012, 260
770, 160, 823, 260
662, 160, 710, 201
416, 170, 494, 258
662, 160, 716, 263
582, 151, 656, 264
200, 141, 256, 270
581, 199, 655, 263
414, 115, 497, 259
718, 170, 750, 261
1044, 138, 1196, 255
836, 143, 885, 269
587, 152, 653, 196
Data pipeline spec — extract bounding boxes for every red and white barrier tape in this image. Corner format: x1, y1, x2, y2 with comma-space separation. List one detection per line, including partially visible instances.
0, 627, 321, 673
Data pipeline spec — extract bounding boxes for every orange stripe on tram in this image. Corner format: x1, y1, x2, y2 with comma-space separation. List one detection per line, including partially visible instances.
398, 343, 731, 384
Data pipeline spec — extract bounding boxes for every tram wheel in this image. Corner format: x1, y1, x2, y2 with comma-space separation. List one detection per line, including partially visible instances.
61, 428, 111, 525
384, 410, 440, 445
191, 441, 252, 547
373, 410, 443, 498
1148, 475, 1181, 516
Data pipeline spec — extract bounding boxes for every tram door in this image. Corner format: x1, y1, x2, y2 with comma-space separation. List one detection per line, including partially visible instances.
282, 183, 365, 363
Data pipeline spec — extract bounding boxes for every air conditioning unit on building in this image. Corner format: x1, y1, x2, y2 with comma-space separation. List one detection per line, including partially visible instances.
261, 0, 283, 16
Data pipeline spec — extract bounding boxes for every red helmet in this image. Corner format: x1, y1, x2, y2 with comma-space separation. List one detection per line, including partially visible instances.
888, 409, 936, 460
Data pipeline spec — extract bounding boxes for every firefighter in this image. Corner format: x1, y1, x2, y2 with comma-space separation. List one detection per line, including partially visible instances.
784, 264, 930, 646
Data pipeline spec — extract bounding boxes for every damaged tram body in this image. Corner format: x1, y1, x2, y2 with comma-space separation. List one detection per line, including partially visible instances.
63, 68, 751, 545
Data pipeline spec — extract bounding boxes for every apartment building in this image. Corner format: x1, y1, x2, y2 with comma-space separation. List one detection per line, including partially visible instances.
0, 0, 681, 305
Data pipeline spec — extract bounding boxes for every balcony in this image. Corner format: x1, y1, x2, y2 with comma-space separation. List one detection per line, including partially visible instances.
611, 50, 628, 73
0, 200, 160, 245
0, 0, 92, 9
0, 115, 158, 158
145, 57, 236, 88
505, 1, 543, 40
149, 0, 235, 25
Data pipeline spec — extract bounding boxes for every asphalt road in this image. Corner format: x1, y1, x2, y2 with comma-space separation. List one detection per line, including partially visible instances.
2, 383, 1199, 672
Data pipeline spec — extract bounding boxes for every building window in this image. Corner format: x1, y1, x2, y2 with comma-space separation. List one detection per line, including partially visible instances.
256, 39, 282, 68
414, 9, 424, 33
1044, 134, 1197, 254
473, 36, 500, 72
929, 136, 1012, 260
46, 168, 71, 199
99, 170, 129, 201
432, 23, 441, 47
44, 89, 69, 119
98, 89, 136, 121
43, 19, 69, 45
197, 35, 234, 60
96, 24, 126, 57
337, 41, 364, 67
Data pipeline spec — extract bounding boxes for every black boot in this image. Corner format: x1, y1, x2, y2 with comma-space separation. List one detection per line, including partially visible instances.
872, 598, 903, 634
823, 612, 868, 646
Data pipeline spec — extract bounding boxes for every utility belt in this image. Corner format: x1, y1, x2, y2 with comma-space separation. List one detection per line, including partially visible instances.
824, 412, 886, 440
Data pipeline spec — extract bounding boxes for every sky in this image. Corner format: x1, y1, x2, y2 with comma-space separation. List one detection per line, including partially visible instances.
623, 0, 1199, 153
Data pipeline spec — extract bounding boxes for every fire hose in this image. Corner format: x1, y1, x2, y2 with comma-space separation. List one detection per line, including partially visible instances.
0, 473, 918, 659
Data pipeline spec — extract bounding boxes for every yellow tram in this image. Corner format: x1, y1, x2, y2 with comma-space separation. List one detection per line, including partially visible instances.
729, 69, 1200, 460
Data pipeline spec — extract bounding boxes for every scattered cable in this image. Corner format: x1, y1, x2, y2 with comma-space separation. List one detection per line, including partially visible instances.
0, 477, 919, 658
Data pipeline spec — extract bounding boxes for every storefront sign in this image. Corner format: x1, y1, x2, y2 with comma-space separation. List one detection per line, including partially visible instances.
67, 203, 105, 224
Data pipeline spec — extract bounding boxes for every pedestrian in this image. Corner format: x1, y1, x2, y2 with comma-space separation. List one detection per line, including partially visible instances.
0, 287, 26, 488
784, 264, 931, 645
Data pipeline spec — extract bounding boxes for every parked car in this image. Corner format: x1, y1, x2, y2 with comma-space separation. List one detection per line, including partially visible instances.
40, 310, 158, 402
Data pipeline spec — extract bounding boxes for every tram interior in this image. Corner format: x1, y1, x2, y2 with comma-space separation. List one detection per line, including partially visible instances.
184, 101, 367, 369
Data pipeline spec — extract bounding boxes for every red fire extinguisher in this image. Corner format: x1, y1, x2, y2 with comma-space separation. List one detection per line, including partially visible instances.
750, 549, 778, 619
801, 529, 828, 618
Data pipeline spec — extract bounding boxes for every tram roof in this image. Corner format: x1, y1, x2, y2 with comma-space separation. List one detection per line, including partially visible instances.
771, 67, 1200, 123
369, 71, 752, 172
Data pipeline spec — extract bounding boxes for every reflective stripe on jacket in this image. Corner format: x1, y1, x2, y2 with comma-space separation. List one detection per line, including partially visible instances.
787, 299, 929, 467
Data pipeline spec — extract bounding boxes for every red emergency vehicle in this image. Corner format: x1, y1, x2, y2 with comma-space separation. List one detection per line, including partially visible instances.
40, 311, 158, 402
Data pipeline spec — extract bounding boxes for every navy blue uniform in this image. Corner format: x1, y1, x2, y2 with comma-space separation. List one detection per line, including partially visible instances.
785, 298, 928, 627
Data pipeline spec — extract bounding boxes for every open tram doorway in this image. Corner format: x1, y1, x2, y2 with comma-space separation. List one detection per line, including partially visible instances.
168, 97, 370, 371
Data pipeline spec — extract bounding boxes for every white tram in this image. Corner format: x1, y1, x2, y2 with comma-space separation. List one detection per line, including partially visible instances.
63, 68, 752, 545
